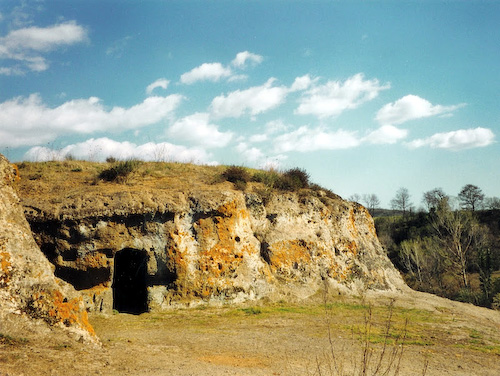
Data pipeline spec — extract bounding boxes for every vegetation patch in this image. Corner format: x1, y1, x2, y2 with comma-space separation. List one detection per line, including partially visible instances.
240, 307, 262, 315
98, 160, 142, 183
0, 333, 28, 346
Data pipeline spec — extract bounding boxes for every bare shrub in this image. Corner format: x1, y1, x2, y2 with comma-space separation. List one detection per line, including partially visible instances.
312, 284, 428, 376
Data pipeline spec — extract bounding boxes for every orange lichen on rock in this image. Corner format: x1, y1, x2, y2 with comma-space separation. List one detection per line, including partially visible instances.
268, 240, 312, 269
197, 216, 242, 279
79, 252, 109, 269
29, 289, 95, 336
11, 164, 21, 182
365, 210, 377, 236
348, 208, 358, 235
346, 240, 358, 256
0, 250, 12, 287
217, 199, 249, 220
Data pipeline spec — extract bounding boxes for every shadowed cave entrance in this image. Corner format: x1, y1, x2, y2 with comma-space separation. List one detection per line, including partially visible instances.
112, 248, 149, 314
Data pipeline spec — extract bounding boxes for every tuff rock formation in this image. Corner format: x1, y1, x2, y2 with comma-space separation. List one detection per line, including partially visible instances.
19, 163, 407, 314
0, 155, 96, 342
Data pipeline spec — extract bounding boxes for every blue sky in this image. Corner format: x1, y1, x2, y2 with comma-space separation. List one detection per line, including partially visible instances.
0, 1, 499, 207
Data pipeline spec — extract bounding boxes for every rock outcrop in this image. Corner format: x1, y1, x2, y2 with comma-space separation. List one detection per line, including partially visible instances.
0, 155, 96, 342
19, 164, 406, 314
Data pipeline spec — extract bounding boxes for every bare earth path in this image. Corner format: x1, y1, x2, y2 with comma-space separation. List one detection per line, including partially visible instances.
1, 291, 499, 376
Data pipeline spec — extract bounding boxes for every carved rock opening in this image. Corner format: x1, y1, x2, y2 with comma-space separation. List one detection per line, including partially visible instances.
112, 248, 148, 314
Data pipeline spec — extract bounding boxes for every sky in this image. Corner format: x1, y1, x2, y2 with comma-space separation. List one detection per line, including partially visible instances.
0, 0, 499, 208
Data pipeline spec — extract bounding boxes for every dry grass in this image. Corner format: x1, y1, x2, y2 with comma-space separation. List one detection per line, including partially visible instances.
1, 294, 499, 375
14, 160, 230, 203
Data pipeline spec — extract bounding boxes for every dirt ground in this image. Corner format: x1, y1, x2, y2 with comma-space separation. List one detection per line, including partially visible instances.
1, 290, 499, 376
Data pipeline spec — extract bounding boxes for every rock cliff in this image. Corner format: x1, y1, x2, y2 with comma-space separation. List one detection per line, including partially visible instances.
0, 155, 96, 342
17, 161, 406, 314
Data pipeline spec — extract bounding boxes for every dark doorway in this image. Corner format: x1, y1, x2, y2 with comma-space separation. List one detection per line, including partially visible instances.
112, 248, 148, 314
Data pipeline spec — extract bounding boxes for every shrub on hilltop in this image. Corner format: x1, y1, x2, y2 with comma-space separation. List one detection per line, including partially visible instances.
274, 168, 310, 191
98, 160, 141, 183
221, 166, 251, 190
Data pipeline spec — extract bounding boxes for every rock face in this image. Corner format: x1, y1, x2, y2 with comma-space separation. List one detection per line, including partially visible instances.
21, 171, 406, 314
0, 155, 95, 342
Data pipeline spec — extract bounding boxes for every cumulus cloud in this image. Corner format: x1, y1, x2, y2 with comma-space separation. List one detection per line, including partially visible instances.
236, 142, 265, 163
265, 119, 290, 134
273, 126, 361, 153
364, 125, 409, 144
249, 134, 267, 143
0, 93, 183, 147
210, 78, 289, 118
167, 112, 233, 148
180, 62, 232, 84
231, 51, 263, 68
376, 95, 465, 126
0, 21, 88, 74
407, 127, 495, 151
290, 74, 317, 92
146, 78, 170, 95
23, 138, 217, 165
180, 51, 262, 84
295, 73, 390, 119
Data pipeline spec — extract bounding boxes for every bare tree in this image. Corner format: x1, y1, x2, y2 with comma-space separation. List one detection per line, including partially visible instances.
362, 194, 381, 215
484, 197, 500, 210
458, 184, 484, 211
400, 239, 426, 284
349, 193, 362, 203
430, 198, 482, 288
422, 188, 448, 212
390, 187, 413, 215
400, 237, 445, 289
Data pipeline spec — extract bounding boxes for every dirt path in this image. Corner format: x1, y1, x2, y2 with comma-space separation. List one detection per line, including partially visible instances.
1, 292, 499, 376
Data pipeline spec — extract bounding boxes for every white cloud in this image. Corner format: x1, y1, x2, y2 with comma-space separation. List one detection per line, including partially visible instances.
0, 21, 88, 74
0, 93, 183, 147
249, 134, 267, 143
295, 73, 390, 119
227, 74, 248, 82
265, 119, 290, 134
180, 51, 262, 84
407, 127, 495, 151
146, 78, 170, 95
235, 141, 287, 170
376, 95, 465, 126
106, 36, 132, 58
231, 51, 263, 68
236, 142, 265, 163
23, 138, 217, 165
364, 125, 409, 144
167, 113, 233, 148
260, 155, 288, 171
180, 62, 232, 84
273, 126, 361, 153
290, 74, 317, 92
210, 78, 288, 119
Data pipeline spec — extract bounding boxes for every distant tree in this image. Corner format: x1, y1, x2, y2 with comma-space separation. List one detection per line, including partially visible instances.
390, 187, 413, 215
458, 184, 484, 211
362, 194, 381, 215
422, 188, 448, 211
484, 197, 500, 210
349, 193, 362, 203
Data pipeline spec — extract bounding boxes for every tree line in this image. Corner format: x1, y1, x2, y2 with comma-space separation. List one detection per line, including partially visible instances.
371, 185, 500, 309
351, 184, 500, 215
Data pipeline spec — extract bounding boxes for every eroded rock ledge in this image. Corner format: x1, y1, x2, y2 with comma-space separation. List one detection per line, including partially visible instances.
0, 155, 96, 343
21, 172, 406, 314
